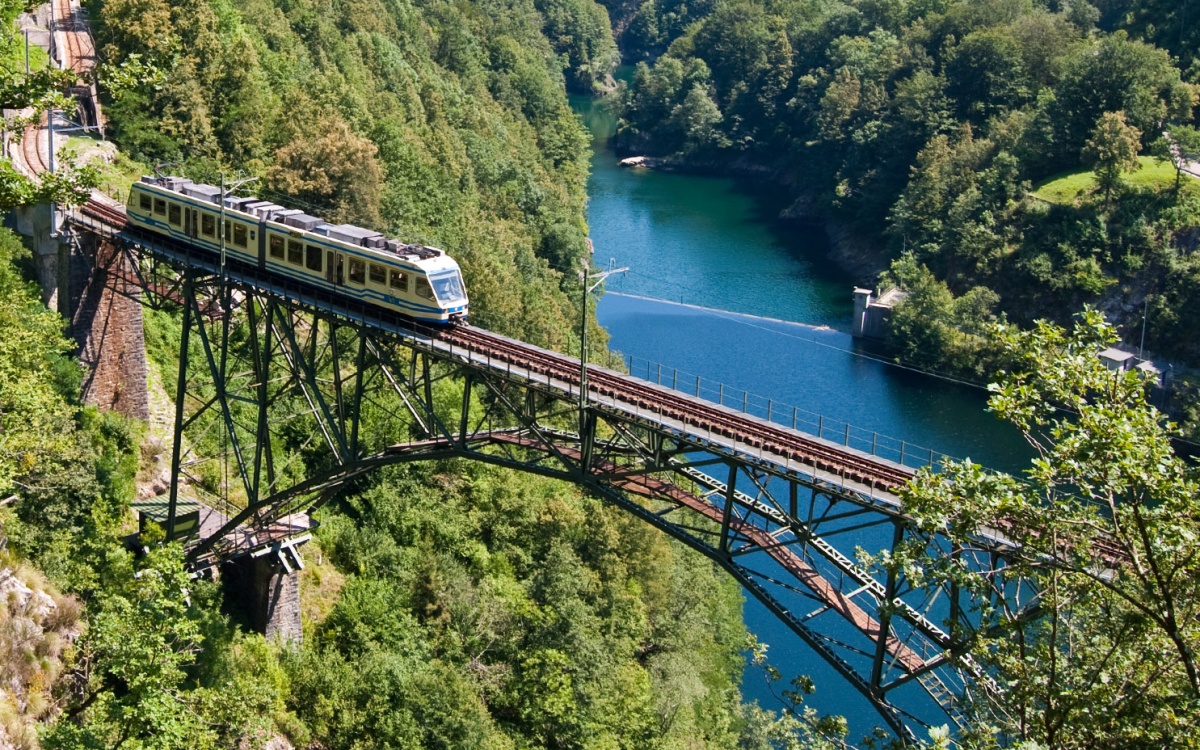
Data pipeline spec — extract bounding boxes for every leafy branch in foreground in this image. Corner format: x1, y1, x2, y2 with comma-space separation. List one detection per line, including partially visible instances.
896, 309, 1200, 748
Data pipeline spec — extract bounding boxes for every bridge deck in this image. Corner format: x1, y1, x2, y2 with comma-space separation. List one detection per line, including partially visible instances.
74, 195, 917, 508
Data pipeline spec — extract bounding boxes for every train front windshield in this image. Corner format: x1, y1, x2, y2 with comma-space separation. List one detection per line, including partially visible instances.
431, 271, 467, 305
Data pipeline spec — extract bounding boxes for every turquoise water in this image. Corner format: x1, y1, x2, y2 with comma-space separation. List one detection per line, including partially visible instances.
575, 95, 850, 329
573, 93, 1031, 740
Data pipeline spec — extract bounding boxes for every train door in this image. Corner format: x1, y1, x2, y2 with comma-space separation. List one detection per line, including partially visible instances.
257, 220, 268, 270
185, 207, 198, 239
326, 251, 344, 285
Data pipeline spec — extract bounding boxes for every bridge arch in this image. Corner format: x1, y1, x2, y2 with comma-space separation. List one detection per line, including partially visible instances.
69, 206, 1027, 741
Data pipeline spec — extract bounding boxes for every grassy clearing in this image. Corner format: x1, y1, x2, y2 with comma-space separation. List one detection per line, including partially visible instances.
298, 537, 345, 634
61, 134, 146, 201
1032, 156, 1199, 204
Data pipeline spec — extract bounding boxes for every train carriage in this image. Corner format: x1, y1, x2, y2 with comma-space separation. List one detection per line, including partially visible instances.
126, 176, 469, 324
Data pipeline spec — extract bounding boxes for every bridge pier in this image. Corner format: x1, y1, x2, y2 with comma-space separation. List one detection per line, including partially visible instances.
7, 204, 149, 420
11, 202, 69, 315
222, 551, 303, 644
71, 233, 148, 420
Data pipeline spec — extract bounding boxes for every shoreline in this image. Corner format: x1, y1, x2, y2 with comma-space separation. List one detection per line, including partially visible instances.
616, 154, 890, 285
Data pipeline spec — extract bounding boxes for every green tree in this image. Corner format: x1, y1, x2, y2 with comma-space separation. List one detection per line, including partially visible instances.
879, 253, 1000, 375
1153, 124, 1200, 190
944, 28, 1031, 121
534, 0, 619, 91
1082, 110, 1142, 203
43, 546, 218, 749
1049, 32, 1193, 172
266, 112, 385, 226
897, 310, 1200, 747
667, 83, 725, 153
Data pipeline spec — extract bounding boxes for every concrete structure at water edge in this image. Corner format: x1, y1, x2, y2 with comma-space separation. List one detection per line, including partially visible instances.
852, 286, 907, 340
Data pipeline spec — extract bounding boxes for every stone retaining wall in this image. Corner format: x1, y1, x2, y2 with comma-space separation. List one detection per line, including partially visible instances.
71, 237, 149, 420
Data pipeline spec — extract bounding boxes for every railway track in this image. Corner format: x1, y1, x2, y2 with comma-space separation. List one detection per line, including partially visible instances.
15, 0, 95, 181
72, 195, 912, 493
440, 325, 914, 492
20, 118, 48, 176
82, 196, 128, 227
55, 0, 95, 76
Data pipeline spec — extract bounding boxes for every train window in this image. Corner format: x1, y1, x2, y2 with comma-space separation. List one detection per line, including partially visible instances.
348, 259, 365, 284
287, 240, 303, 265
139, 193, 151, 211
154, 198, 166, 216
233, 224, 248, 247
389, 271, 408, 291
369, 264, 386, 285
416, 278, 434, 300
306, 245, 322, 272
201, 214, 215, 237
269, 236, 284, 259
430, 271, 466, 303
168, 203, 181, 226
225, 221, 232, 242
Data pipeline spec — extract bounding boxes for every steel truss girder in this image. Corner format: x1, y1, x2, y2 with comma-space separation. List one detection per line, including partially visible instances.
74, 223, 1040, 742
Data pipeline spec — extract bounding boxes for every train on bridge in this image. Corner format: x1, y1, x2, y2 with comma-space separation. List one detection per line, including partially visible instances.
127, 176, 470, 324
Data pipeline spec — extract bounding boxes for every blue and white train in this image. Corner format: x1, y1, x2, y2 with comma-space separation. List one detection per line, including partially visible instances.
127, 176, 469, 324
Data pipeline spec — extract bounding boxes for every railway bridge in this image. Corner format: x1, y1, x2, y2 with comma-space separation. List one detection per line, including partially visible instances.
58, 196, 1033, 741
14, 9, 1033, 732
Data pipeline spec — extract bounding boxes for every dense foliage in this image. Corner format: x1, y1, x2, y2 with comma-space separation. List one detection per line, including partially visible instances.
92, 0, 616, 347
0, 222, 272, 748
0, 209, 783, 747
285, 461, 751, 748
895, 311, 1200, 747
0, 0, 837, 747
612, 0, 1200, 373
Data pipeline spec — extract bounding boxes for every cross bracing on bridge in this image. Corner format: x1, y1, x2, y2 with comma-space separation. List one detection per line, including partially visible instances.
67, 199, 1043, 742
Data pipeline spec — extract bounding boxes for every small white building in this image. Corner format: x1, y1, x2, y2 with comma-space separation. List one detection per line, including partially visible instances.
1099, 347, 1137, 372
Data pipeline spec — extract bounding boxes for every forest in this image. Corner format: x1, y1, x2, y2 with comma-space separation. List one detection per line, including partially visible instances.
612, 0, 1200, 389
0, 0, 796, 746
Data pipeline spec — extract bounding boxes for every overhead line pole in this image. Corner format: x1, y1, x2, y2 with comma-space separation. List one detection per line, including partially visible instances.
219, 173, 258, 279
578, 258, 627, 412
578, 257, 625, 475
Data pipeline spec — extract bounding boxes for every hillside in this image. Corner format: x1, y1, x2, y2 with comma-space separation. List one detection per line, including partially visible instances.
0, 0, 809, 747
611, 0, 1200, 382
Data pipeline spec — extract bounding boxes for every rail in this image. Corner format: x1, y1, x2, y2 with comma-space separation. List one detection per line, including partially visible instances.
72, 196, 918, 499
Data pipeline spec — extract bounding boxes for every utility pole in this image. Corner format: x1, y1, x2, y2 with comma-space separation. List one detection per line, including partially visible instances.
220, 173, 225, 275
1139, 295, 1150, 359
219, 173, 258, 278
578, 257, 627, 413
48, 0, 55, 69
47, 107, 56, 240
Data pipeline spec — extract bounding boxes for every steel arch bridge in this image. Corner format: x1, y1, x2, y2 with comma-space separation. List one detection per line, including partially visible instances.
68, 198, 1037, 742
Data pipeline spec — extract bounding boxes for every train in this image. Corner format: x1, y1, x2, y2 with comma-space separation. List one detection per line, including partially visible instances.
126, 175, 469, 324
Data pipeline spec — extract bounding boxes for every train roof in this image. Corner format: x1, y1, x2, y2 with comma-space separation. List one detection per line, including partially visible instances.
136, 176, 459, 270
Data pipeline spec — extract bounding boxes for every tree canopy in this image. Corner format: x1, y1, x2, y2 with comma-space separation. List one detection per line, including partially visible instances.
614, 0, 1200, 385
897, 311, 1200, 747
